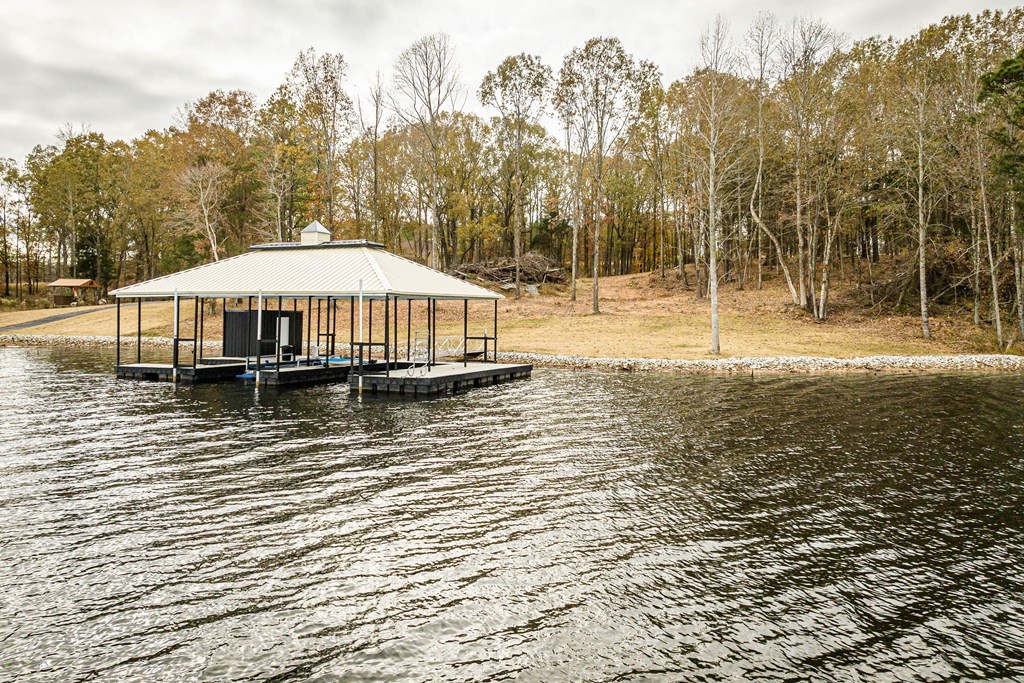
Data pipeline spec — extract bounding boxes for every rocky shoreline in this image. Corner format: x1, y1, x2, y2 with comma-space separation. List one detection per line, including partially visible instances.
3, 332, 1022, 375
493, 350, 1024, 374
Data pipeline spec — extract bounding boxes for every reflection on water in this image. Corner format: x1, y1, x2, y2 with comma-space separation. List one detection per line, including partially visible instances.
1, 346, 1023, 681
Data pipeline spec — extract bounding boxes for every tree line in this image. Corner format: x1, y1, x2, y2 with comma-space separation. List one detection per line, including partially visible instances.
2, 9, 1023, 350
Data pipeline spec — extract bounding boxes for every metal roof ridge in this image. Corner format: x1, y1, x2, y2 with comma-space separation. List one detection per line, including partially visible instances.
361, 247, 392, 292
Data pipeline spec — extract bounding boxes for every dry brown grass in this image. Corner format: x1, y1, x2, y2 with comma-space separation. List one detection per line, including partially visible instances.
1, 269, 1004, 359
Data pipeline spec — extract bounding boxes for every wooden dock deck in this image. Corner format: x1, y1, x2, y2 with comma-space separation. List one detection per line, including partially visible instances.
350, 362, 532, 398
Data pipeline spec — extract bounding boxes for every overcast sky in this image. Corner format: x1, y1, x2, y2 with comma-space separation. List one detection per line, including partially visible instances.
1, 0, 1017, 161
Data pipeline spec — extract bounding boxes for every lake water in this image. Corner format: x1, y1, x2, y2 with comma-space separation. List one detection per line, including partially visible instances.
1, 346, 1023, 681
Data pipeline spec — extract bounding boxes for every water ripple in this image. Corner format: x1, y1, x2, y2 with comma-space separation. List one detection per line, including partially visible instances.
1, 347, 1023, 681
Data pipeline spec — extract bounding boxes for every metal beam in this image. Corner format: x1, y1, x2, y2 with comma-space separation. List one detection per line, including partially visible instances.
136, 297, 141, 363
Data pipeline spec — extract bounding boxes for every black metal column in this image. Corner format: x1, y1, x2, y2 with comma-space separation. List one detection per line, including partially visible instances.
255, 295, 263, 377
115, 297, 121, 368
306, 296, 312, 365
349, 297, 355, 368
276, 296, 282, 368
463, 299, 468, 367
199, 298, 205, 361
172, 296, 180, 373
246, 296, 252, 361
384, 295, 390, 377
136, 298, 142, 363
325, 296, 332, 367
494, 299, 498, 362
193, 297, 199, 368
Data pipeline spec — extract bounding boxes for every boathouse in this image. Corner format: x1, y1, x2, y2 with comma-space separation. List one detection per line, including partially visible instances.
110, 223, 531, 396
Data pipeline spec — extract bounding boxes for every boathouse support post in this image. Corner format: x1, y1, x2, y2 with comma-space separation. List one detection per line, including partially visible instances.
306, 296, 312, 365
199, 297, 205, 361
115, 297, 121, 368
276, 296, 283, 370
358, 280, 364, 393
136, 297, 141, 364
407, 299, 411, 361
384, 294, 390, 378
246, 296, 252, 370
393, 294, 399, 365
193, 297, 199, 368
494, 299, 498, 363
426, 298, 432, 370
255, 290, 263, 385
349, 297, 354, 368
172, 289, 180, 383
325, 296, 331, 369
463, 299, 468, 367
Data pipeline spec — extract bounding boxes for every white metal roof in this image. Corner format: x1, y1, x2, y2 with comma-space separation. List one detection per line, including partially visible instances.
110, 242, 501, 300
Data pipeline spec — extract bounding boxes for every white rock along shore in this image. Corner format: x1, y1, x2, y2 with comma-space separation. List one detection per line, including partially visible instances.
2, 333, 1022, 375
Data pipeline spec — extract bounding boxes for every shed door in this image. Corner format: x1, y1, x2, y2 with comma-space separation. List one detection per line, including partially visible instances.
278, 318, 290, 347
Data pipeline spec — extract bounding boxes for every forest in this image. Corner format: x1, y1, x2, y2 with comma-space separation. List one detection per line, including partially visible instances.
2, 9, 1024, 350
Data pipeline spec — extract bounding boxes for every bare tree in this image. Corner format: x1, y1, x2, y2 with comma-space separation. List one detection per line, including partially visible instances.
691, 17, 743, 354
744, 12, 800, 304
288, 48, 354, 234
390, 33, 463, 268
177, 162, 228, 261
555, 37, 639, 313
778, 18, 842, 311
553, 72, 592, 302
480, 53, 552, 298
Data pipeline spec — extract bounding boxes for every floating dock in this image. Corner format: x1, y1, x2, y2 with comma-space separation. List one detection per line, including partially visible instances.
116, 358, 246, 383
350, 362, 533, 398
116, 358, 533, 396
116, 357, 387, 387
261, 360, 388, 387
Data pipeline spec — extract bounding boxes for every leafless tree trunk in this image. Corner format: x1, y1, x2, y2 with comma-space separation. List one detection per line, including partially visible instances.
977, 130, 1003, 347
177, 163, 228, 261
391, 33, 463, 269
916, 119, 931, 339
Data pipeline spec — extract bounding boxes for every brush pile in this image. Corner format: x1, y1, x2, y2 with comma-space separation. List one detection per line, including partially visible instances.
454, 252, 566, 286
